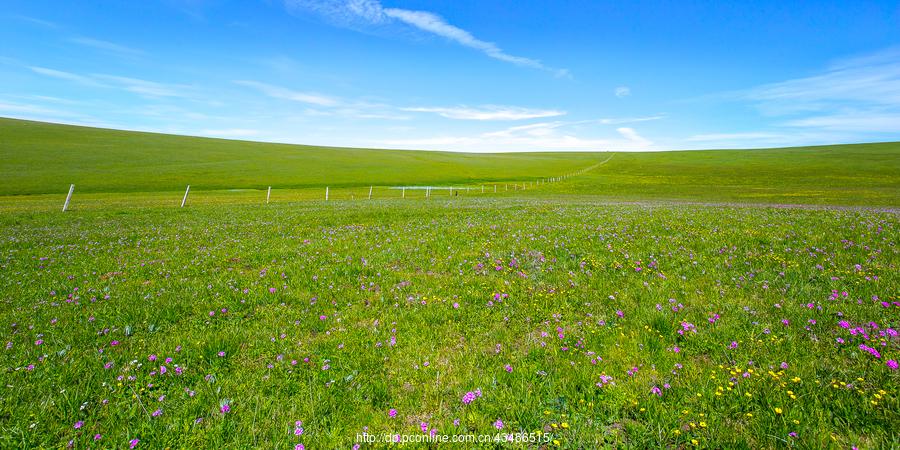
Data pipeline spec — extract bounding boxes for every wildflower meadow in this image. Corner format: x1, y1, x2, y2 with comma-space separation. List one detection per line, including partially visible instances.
0, 198, 897, 448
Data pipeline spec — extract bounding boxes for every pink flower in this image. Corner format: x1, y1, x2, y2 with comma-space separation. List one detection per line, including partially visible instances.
74, 421, 84, 429
389, 408, 397, 418
504, 364, 513, 373
494, 419, 504, 430
129, 439, 139, 449
220, 403, 231, 414
887, 360, 898, 370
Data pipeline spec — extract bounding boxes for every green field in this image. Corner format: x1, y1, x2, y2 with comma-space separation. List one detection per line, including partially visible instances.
1, 117, 898, 206
0, 118, 898, 449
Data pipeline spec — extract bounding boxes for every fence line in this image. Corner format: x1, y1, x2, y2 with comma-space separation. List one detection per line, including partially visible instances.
55, 160, 604, 210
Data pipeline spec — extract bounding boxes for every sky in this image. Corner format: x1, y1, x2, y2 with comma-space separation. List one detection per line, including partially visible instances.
1, 0, 899, 152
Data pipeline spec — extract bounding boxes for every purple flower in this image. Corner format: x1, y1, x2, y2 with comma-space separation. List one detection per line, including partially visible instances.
129, 439, 139, 449
389, 408, 397, 418
504, 364, 513, 373
729, 341, 738, 349
152, 409, 162, 417
220, 403, 231, 414
887, 360, 898, 370
494, 419, 504, 430
74, 421, 84, 429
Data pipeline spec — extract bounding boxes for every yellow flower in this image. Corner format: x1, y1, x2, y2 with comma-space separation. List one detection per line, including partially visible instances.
561, 422, 569, 429
775, 407, 783, 415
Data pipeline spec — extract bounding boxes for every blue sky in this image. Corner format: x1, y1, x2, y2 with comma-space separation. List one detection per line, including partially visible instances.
1, 0, 899, 152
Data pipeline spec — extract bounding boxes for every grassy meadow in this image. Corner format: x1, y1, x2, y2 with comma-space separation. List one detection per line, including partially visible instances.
2, 117, 899, 206
0, 119, 898, 448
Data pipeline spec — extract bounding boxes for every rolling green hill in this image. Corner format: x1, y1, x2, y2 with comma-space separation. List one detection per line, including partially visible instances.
1, 117, 898, 205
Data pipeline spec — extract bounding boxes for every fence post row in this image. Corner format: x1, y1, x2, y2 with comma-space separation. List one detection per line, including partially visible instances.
62, 184, 75, 212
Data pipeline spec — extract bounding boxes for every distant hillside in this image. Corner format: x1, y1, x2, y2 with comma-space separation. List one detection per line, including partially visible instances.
1, 117, 898, 205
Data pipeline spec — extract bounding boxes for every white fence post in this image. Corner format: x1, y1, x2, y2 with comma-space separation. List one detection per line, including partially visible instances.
368, 186, 373, 200
62, 184, 74, 212
266, 186, 271, 204
181, 185, 190, 208
402, 187, 405, 198
325, 187, 329, 201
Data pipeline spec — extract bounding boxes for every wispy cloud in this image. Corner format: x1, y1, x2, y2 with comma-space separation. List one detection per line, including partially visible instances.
616, 127, 651, 146
284, 0, 567, 76
29, 66, 194, 99
234, 80, 339, 106
69, 36, 145, 59
687, 132, 784, 142
382, 120, 655, 152
9, 14, 58, 29
29, 66, 107, 88
97, 75, 188, 98
614, 86, 630, 98
402, 105, 565, 121
744, 47, 900, 133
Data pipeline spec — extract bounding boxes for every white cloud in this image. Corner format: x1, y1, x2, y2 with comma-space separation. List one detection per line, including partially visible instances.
616, 127, 651, 146
783, 111, 900, 133
30, 67, 193, 99
234, 80, 339, 106
687, 132, 783, 142
381, 121, 655, 152
69, 36, 145, 59
402, 105, 565, 121
29, 66, 106, 88
614, 86, 630, 98
744, 47, 900, 134
284, 0, 567, 75
96, 75, 188, 98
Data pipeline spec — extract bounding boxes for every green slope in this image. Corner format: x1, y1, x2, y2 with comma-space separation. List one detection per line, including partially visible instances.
1, 117, 898, 205
0, 117, 597, 195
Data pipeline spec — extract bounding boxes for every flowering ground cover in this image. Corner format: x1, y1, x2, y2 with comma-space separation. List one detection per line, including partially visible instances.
0, 198, 897, 448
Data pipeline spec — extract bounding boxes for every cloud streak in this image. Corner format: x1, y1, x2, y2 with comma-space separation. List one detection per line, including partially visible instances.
234, 80, 339, 106
382, 121, 655, 152
402, 105, 565, 121
69, 36, 145, 59
744, 47, 900, 133
284, 0, 566, 75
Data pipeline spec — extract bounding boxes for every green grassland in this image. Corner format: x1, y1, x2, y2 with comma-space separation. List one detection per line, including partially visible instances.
0, 118, 898, 448
0, 199, 897, 448
1, 117, 898, 206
